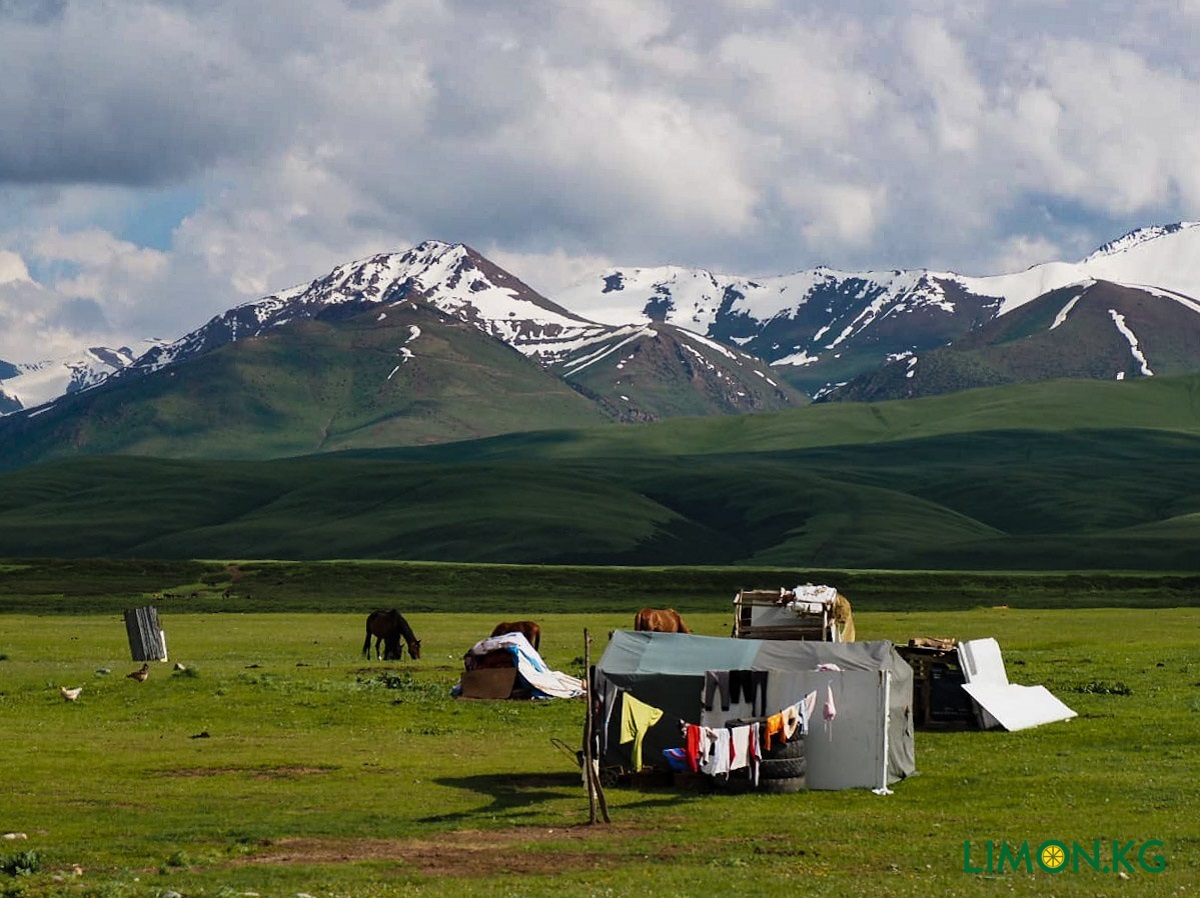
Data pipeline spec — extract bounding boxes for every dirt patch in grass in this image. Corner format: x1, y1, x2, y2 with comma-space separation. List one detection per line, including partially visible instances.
166, 766, 336, 780
229, 825, 655, 877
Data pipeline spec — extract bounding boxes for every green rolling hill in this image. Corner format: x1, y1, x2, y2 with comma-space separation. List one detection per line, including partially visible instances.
1, 373, 1199, 570
0, 302, 609, 469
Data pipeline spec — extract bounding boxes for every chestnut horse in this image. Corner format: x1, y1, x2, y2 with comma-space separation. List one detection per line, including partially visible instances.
633, 608, 691, 634
490, 620, 541, 651
362, 609, 422, 661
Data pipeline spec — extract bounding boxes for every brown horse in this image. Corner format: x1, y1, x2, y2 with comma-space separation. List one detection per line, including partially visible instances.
633, 608, 691, 633
490, 620, 541, 651
362, 609, 422, 661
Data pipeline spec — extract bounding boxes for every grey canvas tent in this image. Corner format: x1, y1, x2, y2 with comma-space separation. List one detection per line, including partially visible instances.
593, 631, 915, 791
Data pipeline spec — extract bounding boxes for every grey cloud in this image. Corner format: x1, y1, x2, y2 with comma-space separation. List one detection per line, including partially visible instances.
0, 2, 301, 186
0, 0, 65, 24
44, 295, 109, 333
2, 0, 1199, 362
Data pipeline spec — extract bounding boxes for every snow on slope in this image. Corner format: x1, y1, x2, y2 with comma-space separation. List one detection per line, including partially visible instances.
560, 223, 1200, 339
961, 221, 1200, 313
129, 240, 613, 377
0, 345, 155, 412
1108, 309, 1154, 377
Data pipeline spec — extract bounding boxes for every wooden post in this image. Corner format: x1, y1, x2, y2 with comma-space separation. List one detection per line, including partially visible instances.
582, 629, 610, 824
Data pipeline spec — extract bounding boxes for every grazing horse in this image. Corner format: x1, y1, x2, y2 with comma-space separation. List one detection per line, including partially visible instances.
490, 620, 541, 651
362, 609, 422, 661
633, 608, 691, 634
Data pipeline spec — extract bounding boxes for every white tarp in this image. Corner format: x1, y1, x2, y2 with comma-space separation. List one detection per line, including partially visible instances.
464, 633, 584, 699
957, 637, 1076, 731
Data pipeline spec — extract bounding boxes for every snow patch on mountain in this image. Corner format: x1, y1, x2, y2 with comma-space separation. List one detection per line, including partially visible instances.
562, 326, 657, 376
1050, 289, 1087, 330
773, 349, 819, 367
677, 328, 738, 360
1109, 309, 1153, 376
1085, 223, 1200, 260
561, 224, 1200, 378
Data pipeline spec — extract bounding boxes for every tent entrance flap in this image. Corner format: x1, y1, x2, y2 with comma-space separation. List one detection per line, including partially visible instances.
764, 669, 893, 791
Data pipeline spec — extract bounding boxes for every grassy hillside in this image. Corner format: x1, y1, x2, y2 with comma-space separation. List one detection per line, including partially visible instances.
0, 303, 610, 468
1, 428, 1199, 569
1, 374, 1198, 569
387, 372, 1200, 464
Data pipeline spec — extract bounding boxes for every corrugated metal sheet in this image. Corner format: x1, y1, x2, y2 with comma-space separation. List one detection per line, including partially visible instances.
124, 606, 167, 661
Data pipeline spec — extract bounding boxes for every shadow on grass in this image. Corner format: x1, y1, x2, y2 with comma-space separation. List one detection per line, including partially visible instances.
420, 771, 692, 823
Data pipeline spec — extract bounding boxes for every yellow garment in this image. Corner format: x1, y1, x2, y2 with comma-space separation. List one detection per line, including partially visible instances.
619, 694, 664, 772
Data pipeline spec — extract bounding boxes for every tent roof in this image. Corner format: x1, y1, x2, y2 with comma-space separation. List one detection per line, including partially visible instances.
597, 630, 906, 678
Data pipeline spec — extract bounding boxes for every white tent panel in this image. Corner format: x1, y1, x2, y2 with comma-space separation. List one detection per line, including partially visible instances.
960, 683, 1077, 732
958, 637, 1076, 731
801, 670, 891, 791
698, 668, 893, 791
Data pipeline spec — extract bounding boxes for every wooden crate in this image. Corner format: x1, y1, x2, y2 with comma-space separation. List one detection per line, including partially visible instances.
896, 643, 978, 729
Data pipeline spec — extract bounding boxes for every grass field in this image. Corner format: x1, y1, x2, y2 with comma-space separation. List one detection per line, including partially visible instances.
2, 558, 1199, 616
1, 606, 1196, 898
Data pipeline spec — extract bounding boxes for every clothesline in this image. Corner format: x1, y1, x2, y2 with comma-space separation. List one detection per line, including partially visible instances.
608, 679, 820, 781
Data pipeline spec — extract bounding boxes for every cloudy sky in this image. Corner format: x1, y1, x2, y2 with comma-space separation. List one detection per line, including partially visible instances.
1, 0, 1199, 361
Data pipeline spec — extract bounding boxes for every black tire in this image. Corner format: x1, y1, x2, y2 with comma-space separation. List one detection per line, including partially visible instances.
757, 775, 806, 793
763, 737, 805, 760
758, 756, 806, 779
709, 772, 754, 793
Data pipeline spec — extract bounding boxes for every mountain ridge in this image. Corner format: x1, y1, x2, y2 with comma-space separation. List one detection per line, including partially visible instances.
558, 222, 1200, 395
4, 222, 1200, 426
823, 279, 1200, 401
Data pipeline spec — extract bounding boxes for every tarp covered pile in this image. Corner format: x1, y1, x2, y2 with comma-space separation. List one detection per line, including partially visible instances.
454, 633, 584, 700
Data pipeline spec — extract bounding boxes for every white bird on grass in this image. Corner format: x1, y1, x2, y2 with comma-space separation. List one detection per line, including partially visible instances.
60, 686, 83, 702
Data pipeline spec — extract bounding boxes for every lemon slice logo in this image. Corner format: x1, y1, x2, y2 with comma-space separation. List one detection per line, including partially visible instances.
1039, 842, 1067, 872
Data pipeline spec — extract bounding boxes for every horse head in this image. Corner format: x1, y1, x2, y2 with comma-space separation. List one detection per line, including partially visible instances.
407, 639, 422, 660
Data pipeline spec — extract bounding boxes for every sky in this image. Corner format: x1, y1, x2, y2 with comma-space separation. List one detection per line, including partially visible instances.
2, 0, 1199, 362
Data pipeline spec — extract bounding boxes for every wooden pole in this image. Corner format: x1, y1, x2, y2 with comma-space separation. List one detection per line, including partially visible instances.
583, 629, 598, 823
582, 628, 610, 824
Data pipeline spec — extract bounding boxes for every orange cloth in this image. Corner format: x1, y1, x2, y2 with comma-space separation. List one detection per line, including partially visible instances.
763, 712, 785, 751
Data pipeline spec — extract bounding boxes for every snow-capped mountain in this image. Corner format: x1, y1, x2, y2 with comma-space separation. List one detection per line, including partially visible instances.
0, 345, 153, 414
826, 279, 1200, 401
559, 222, 1200, 394
111, 240, 802, 419
1, 240, 798, 431
122, 241, 613, 379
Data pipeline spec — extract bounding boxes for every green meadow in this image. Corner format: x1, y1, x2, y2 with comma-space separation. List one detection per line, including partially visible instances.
1, 602, 1197, 898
